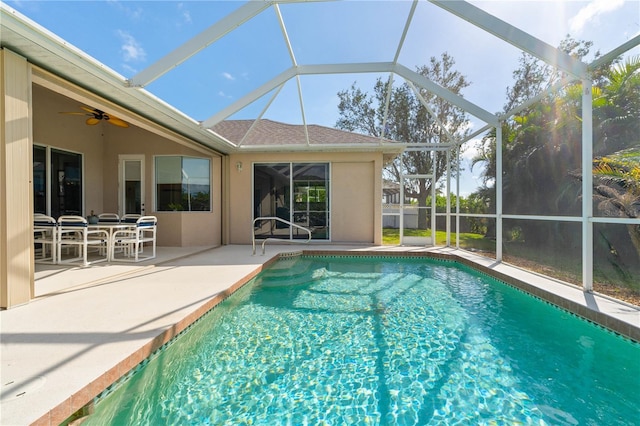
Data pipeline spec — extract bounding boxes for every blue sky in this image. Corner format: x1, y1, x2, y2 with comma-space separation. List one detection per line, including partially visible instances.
7, 0, 640, 194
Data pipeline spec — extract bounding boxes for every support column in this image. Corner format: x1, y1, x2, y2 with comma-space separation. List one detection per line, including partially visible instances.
582, 80, 594, 291
373, 155, 383, 246
1, 49, 34, 308
445, 149, 451, 246
496, 124, 503, 261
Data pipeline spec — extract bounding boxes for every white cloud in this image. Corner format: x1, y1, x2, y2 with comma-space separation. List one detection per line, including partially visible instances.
107, 0, 143, 20
460, 138, 483, 162
222, 72, 235, 81
569, 0, 625, 34
177, 3, 192, 25
218, 91, 233, 99
117, 30, 146, 62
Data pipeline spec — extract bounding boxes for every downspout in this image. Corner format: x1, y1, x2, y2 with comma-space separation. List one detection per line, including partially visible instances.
222, 155, 231, 245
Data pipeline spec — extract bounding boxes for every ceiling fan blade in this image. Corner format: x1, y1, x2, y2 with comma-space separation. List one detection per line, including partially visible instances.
60, 106, 129, 128
106, 116, 129, 128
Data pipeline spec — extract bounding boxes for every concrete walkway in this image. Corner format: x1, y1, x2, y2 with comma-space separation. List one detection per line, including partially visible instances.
1, 245, 638, 426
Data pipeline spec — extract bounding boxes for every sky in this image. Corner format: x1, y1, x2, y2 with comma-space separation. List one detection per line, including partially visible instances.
6, 0, 640, 195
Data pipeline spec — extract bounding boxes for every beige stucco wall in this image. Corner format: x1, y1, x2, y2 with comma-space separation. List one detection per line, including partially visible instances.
103, 125, 223, 247
1, 49, 35, 308
332, 162, 376, 242
33, 84, 105, 214
32, 81, 223, 248
228, 152, 382, 245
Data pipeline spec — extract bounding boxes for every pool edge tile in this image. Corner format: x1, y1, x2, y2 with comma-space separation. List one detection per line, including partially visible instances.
48, 396, 71, 426
30, 412, 50, 426
69, 384, 93, 419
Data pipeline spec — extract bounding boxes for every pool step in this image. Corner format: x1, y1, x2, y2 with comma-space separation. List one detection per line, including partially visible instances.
258, 258, 316, 287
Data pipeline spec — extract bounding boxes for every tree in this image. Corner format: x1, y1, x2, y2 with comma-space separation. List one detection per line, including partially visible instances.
469, 36, 639, 291
592, 148, 640, 254
336, 52, 470, 229
470, 38, 611, 243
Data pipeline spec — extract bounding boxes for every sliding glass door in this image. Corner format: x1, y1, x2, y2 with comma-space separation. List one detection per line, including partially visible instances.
253, 163, 330, 240
293, 164, 329, 240
33, 146, 47, 215
33, 145, 83, 218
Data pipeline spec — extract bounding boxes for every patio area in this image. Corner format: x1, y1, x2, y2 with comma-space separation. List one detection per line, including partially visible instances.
1, 244, 639, 426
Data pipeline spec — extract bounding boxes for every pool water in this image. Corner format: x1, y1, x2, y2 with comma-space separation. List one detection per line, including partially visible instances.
84, 256, 640, 425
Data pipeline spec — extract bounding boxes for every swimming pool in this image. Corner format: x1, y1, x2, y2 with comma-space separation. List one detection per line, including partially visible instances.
83, 255, 640, 425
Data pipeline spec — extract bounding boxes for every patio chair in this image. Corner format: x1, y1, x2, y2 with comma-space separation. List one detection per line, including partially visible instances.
121, 214, 141, 224
33, 214, 57, 264
98, 212, 120, 223
110, 215, 157, 262
57, 215, 109, 266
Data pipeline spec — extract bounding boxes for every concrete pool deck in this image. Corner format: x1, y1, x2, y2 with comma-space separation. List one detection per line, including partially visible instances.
1, 245, 639, 425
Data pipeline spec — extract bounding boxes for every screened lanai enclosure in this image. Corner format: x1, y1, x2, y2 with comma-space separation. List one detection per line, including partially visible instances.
126, 0, 636, 301
3, 0, 639, 304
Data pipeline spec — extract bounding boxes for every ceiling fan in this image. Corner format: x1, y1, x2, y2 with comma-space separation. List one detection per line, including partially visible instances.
60, 106, 129, 128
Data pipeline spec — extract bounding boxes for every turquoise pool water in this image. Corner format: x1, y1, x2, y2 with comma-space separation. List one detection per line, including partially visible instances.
84, 256, 640, 425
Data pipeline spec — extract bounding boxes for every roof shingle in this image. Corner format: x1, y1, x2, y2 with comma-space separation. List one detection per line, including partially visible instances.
210, 119, 389, 147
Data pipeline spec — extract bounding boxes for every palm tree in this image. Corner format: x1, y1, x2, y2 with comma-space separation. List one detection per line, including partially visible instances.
592, 148, 640, 260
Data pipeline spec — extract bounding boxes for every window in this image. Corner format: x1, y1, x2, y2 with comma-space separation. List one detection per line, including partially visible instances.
155, 156, 210, 211
33, 145, 83, 218
253, 163, 330, 240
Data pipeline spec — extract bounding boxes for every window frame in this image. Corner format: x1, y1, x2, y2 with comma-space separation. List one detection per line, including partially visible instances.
252, 162, 331, 241
33, 144, 84, 218
153, 155, 212, 212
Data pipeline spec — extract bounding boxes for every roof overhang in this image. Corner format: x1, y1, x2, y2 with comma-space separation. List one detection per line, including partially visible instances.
236, 142, 404, 154
1, 4, 235, 154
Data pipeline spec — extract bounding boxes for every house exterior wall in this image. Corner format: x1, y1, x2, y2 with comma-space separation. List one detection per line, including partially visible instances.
33, 84, 104, 214
32, 77, 224, 249
1, 49, 35, 308
228, 152, 383, 245
1, 51, 386, 309
332, 161, 376, 242
102, 125, 223, 247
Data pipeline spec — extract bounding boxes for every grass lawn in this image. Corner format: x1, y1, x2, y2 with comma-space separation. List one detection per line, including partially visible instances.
382, 228, 494, 252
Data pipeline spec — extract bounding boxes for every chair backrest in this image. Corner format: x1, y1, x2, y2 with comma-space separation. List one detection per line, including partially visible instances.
57, 215, 88, 227
136, 216, 157, 227
34, 214, 56, 227
122, 214, 142, 224
98, 213, 120, 223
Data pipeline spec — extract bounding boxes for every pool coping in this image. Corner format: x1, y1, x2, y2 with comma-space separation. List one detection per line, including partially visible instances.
4, 245, 638, 426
